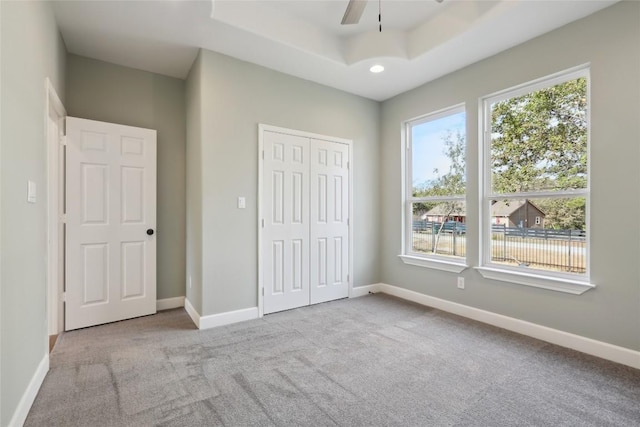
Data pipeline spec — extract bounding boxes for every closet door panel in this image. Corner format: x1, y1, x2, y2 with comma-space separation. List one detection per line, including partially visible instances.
310, 138, 350, 304
262, 131, 310, 314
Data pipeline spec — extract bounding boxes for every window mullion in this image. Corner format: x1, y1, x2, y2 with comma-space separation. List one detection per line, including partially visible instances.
487, 189, 589, 200
409, 195, 466, 203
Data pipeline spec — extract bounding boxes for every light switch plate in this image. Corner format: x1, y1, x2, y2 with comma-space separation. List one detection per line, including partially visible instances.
27, 180, 37, 203
238, 197, 246, 209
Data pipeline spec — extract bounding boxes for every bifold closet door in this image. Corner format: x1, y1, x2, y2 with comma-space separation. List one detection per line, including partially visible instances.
262, 129, 350, 315
310, 139, 350, 304
263, 131, 311, 314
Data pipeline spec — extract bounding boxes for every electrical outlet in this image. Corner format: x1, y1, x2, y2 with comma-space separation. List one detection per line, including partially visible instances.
457, 277, 465, 289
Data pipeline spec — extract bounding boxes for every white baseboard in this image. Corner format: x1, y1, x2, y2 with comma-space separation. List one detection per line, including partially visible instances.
8, 354, 49, 427
374, 283, 640, 370
156, 296, 185, 311
199, 307, 259, 330
183, 298, 259, 330
350, 284, 380, 298
184, 298, 200, 328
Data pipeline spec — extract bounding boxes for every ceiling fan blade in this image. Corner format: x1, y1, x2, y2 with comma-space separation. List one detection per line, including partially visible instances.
341, 0, 367, 25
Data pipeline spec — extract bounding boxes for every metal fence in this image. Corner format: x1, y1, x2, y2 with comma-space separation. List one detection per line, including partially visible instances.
490, 224, 586, 273
412, 221, 466, 257
412, 221, 586, 273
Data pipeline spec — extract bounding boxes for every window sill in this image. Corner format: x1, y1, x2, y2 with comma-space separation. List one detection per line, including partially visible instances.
398, 255, 468, 273
475, 266, 595, 295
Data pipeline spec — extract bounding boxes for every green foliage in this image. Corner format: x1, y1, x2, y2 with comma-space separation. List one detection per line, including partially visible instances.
491, 78, 587, 194
536, 198, 586, 230
491, 77, 587, 229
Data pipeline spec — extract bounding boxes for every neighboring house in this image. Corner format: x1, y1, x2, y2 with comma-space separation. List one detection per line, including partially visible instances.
421, 200, 545, 228
490, 200, 545, 228
421, 202, 466, 224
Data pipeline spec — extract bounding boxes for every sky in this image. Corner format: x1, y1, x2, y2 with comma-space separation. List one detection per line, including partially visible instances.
411, 111, 466, 190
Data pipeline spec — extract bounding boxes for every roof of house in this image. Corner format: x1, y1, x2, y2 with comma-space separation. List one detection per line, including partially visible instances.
491, 200, 527, 217
423, 202, 466, 217
491, 200, 545, 216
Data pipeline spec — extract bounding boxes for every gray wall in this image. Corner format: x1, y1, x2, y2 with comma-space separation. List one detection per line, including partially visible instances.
185, 52, 203, 313
187, 49, 381, 316
66, 54, 187, 301
380, 2, 640, 350
0, 1, 66, 425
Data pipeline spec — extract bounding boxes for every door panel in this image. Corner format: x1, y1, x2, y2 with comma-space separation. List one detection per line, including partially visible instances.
122, 241, 145, 298
263, 131, 310, 314
82, 243, 108, 304
66, 117, 156, 330
310, 139, 349, 304
121, 167, 145, 223
82, 164, 108, 223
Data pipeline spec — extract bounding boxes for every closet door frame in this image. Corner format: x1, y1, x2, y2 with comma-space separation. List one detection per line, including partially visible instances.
258, 124, 353, 317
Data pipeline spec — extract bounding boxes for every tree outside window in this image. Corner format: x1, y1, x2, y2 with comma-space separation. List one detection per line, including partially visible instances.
405, 106, 466, 260
483, 69, 589, 275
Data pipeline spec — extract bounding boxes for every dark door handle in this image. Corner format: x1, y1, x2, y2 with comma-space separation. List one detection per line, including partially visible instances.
147, 229, 154, 236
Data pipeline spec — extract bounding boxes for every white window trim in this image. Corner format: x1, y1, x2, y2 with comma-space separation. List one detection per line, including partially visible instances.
475, 267, 594, 295
400, 103, 467, 271
479, 65, 594, 294
399, 255, 468, 273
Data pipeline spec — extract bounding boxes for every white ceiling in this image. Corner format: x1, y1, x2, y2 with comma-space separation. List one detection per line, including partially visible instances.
52, 0, 617, 101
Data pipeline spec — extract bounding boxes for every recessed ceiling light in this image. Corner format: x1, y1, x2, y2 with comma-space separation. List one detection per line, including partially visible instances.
369, 65, 385, 73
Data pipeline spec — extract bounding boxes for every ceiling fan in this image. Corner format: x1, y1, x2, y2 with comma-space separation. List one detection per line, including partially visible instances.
341, 0, 444, 31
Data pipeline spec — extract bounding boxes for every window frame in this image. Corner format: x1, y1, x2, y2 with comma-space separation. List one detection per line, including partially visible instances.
400, 103, 468, 273
477, 66, 594, 294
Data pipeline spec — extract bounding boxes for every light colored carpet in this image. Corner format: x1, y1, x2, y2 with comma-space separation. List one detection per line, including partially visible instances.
26, 294, 640, 426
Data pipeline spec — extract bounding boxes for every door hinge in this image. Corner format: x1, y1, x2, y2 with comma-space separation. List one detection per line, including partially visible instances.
347, 274, 350, 282
262, 288, 264, 296
347, 161, 350, 170
60, 214, 67, 223
347, 218, 350, 226
61, 292, 66, 302
59, 136, 67, 146
262, 150, 265, 160
261, 219, 265, 228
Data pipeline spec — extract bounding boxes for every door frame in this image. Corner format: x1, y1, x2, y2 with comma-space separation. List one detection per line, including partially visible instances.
45, 78, 66, 336
257, 124, 354, 317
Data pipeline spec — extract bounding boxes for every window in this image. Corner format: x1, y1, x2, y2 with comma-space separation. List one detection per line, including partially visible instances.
401, 105, 467, 271
479, 67, 592, 292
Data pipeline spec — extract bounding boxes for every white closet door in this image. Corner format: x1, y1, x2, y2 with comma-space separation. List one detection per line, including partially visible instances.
65, 117, 157, 330
263, 131, 310, 314
310, 139, 350, 304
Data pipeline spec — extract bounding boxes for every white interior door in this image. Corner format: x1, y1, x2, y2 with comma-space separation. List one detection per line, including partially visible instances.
310, 138, 350, 304
263, 131, 310, 314
261, 127, 351, 315
65, 117, 157, 330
